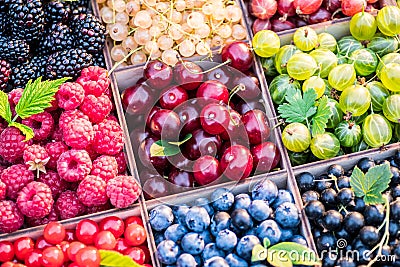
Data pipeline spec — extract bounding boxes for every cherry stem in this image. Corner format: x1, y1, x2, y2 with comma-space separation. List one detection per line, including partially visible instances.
108, 46, 144, 75
178, 57, 232, 75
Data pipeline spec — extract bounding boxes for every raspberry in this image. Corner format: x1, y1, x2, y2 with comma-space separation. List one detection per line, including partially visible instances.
55, 190, 86, 220
0, 200, 24, 233
115, 151, 127, 174
106, 114, 118, 123
17, 182, 54, 219
86, 201, 111, 215
63, 118, 94, 149
51, 125, 64, 142
91, 155, 118, 182
106, 176, 141, 208
77, 175, 108, 207
25, 206, 59, 227
0, 180, 6, 200
0, 127, 32, 163
22, 111, 54, 141
92, 119, 124, 155
23, 145, 50, 174
59, 110, 89, 132
44, 141, 69, 170
57, 150, 92, 182
8, 88, 23, 116
84, 144, 98, 161
45, 98, 59, 112
80, 94, 112, 123
56, 82, 85, 110
77, 66, 110, 97
37, 170, 69, 198
1, 164, 34, 200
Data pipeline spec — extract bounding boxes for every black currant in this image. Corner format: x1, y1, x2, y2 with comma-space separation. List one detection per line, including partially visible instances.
321, 210, 343, 231
315, 175, 333, 192
335, 227, 351, 240
357, 157, 375, 172
321, 188, 337, 207
394, 151, 400, 166
359, 226, 380, 247
350, 197, 366, 212
337, 188, 355, 206
304, 200, 325, 220
336, 257, 356, 267
352, 238, 364, 249
391, 199, 400, 221
296, 172, 315, 192
389, 220, 400, 239
343, 211, 364, 234
316, 233, 337, 251
390, 158, 399, 168
321, 251, 337, 267
390, 166, 400, 186
302, 190, 320, 204
364, 204, 385, 226
392, 185, 400, 198
327, 164, 344, 178
337, 176, 351, 189
357, 246, 372, 264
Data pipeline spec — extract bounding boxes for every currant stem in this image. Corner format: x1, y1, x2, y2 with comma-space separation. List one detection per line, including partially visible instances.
108, 46, 144, 75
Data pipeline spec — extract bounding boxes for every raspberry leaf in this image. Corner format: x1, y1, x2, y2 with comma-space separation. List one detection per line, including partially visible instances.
9, 122, 34, 141
15, 77, 69, 119
0, 91, 11, 123
99, 250, 143, 267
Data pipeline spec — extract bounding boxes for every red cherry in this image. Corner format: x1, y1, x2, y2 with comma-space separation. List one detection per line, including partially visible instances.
235, 100, 265, 115
124, 224, 147, 246
138, 136, 170, 175
168, 169, 195, 189
67, 242, 86, 262
125, 247, 146, 265
200, 103, 230, 135
252, 18, 271, 34
44, 222, 66, 245
145, 106, 161, 129
14, 237, 34, 261
143, 60, 173, 89
193, 155, 221, 185
121, 84, 155, 115
75, 219, 99, 245
24, 249, 42, 267
0, 241, 14, 262
173, 61, 204, 90
175, 99, 201, 136
220, 145, 253, 181
251, 142, 280, 173
75, 247, 100, 267
183, 129, 222, 160
159, 86, 188, 110
57, 241, 70, 263
99, 216, 125, 238
35, 236, 53, 250
221, 41, 253, 72
64, 229, 76, 242
114, 238, 129, 254
220, 110, 247, 143
150, 109, 181, 140
229, 72, 261, 100
242, 109, 270, 145
196, 81, 229, 104
41, 246, 64, 267
205, 66, 233, 85
94, 231, 116, 250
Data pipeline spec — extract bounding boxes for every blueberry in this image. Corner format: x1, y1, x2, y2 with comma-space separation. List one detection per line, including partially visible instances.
359, 226, 380, 247
272, 189, 294, 209
157, 240, 181, 265
343, 211, 364, 234
181, 232, 205, 255
250, 265, 268, 267
391, 199, 400, 221
210, 211, 231, 237
363, 204, 385, 226
193, 197, 215, 216
289, 235, 307, 246
202, 243, 225, 261
211, 188, 234, 211
248, 200, 271, 221
233, 193, 251, 210
336, 257, 356, 267
194, 255, 202, 266
164, 224, 188, 243
301, 190, 320, 204
216, 229, 237, 251
251, 179, 278, 204
236, 235, 260, 260
350, 197, 365, 212
389, 220, 400, 238
279, 227, 294, 241
304, 200, 325, 220
320, 188, 337, 207
199, 230, 213, 244
296, 172, 315, 192
274, 202, 300, 229
204, 256, 229, 267
231, 208, 253, 231
177, 253, 197, 267
256, 220, 281, 245
327, 164, 344, 177
172, 205, 190, 225
316, 233, 337, 251
245, 226, 257, 236
185, 206, 210, 232
154, 231, 166, 246
357, 157, 375, 172
337, 176, 351, 189
321, 210, 343, 231
337, 188, 354, 206
225, 253, 248, 267
150, 205, 174, 231
230, 224, 243, 236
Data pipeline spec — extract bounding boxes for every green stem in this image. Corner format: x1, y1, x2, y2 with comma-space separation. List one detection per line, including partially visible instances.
12, 114, 18, 123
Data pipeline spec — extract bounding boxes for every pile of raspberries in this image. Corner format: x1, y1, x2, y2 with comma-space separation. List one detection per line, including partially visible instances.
0, 66, 141, 234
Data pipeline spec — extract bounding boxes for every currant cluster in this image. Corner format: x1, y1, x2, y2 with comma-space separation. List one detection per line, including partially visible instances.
298, 154, 400, 266
121, 41, 281, 199
0, 216, 152, 267
97, 0, 248, 66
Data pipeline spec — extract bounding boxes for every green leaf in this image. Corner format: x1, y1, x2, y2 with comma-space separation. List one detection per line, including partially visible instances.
277, 89, 317, 124
251, 244, 268, 262
311, 96, 332, 137
149, 134, 192, 157
350, 164, 392, 205
15, 77, 69, 119
9, 122, 34, 141
0, 91, 11, 123
266, 250, 293, 267
263, 237, 271, 248
168, 134, 192, 145
268, 242, 321, 265
100, 250, 144, 267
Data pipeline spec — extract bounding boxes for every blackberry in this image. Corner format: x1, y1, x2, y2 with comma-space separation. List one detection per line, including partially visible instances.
0, 37, 31, 63
67, 0, 89, 9
0, 12, 10, 34
91, 52, 107, 69
8, 0, 45, 43
10, 56, 48, 88
44, 1, 70, 24
73, 14, 106, 54
42, 23, 74, 54
0, 60, 11, 91
46, 48, 93, 79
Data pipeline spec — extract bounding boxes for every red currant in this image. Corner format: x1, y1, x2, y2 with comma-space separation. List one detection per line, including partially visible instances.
66, 242, 86, 262
99, 216, 125, 238
44, 222, 66, 245
124, 216, 143, 227
41, 246, 64, 267
14, 237, 34, 261
1, 262, 15, 267
125, 247, 146, 265
75, 219, 99, 245
94, 231, 116, 250
114, 238, 130, 254
57, 241, 70, 263
24, 249, 42, 267
64, 229, 76, 242
67, 263, 80, 267
0, 241, 14, 262
75, 246, 100, 267
124, 224, 147, 246
138, 245, 151, 264
35, 236, 53, 250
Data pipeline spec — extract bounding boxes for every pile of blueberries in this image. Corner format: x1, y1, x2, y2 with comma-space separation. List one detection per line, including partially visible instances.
149, 178, 308, 267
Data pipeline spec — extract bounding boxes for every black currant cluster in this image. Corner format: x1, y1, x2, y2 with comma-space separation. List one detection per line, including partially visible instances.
0, 0, 106, 91
297, 152, 400, 267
